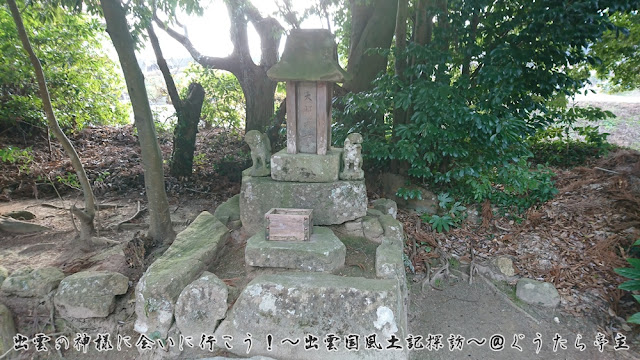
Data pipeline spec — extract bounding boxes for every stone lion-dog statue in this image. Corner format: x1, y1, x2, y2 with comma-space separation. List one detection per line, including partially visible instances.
245, 130, 271, 177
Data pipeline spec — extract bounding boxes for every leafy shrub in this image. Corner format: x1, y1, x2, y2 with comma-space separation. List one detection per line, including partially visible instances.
529, 106, 614, 167
0, 146, 33, 174
0, 4, 128, 132
614, 239, 640, 324
421, 193, 466, 232
183, 64, 244, 131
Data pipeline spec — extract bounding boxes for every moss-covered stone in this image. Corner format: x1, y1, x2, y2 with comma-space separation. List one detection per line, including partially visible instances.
134, 211, 229, 338
0, 304, 15, 355
1, 267, 64, 297
213, 194, 241, 227
55, 271, 129, 318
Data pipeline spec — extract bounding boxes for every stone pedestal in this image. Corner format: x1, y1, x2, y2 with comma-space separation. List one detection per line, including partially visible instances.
240, 175, 367, 235
245, 226, 345, 272
270, 148, 342, 182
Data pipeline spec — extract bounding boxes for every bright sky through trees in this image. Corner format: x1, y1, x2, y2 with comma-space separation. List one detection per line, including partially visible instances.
136, 0, 326, 63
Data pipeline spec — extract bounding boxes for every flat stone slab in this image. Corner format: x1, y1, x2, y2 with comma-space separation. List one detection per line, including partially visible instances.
135, 211, 229, 339
245, 226, 345, 272
215, 273, 407, 360
270, 148, 341, 182
55, 271, 128, 318
240, 176, 367, 235
1, 267, 64, 297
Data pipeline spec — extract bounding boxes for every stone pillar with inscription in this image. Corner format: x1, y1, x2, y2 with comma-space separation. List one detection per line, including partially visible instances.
239, 29, 368, 235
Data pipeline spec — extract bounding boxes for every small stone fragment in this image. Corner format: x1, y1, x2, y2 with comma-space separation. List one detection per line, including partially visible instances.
495, 256, 515, 277
338, 218, 364, 237
362, 216, 384, 243
372, 198, 398, 219
54, 271, 129, 318
1, 267, 64, 297
174, 272, 228, 339
516, 278, 560, 307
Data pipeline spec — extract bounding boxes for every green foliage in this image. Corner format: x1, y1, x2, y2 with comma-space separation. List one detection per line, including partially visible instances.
0, 3, 128, 132
183, 64, 244, 131
0, 146, 33, 174
56, 172, 81, 190
614, 239, 640, 324
592, 12, 640, 92
529, 105, 614, 167
333, 0, 631, 213
421, 193, 466, 233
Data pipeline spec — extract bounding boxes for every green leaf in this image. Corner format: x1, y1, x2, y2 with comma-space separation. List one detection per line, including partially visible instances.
627, 258, 640, 270
627, 312, 640, 325
619, 279, 640, 291
615, 267, 640, 279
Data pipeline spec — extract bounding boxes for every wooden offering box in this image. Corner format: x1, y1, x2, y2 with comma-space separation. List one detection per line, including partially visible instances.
265, 208, 313, 241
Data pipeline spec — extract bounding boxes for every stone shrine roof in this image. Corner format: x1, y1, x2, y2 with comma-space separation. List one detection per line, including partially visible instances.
267, 29, 351, 83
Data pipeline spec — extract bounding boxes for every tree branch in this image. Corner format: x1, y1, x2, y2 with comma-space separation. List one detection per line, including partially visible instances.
154, 15, 240, 73
148, 25, 182, 108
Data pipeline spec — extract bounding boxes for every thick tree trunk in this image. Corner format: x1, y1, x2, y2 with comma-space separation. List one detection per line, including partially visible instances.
241, 69, 278, 131
170, 83, 205, 177
101, 0, 175, 243
345, 0, 398, 93
8, 0, 96, 242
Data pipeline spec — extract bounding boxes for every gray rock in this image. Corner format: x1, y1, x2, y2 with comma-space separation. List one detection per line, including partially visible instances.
372, 198, 398, 219
271, 148, 341, 182
246, 227, 346, 272
376, 215, 406, 279
213, 194, 241, 228
335, 218, 364, 238
366, 208, 384, 217
54, 271, 128, 318
377, 215, 404, 245
1, 267, 64, 297
362, 216, 384, 243
135, 211, 229, 339
516, 278, 560, 307
240, 176, 367, 235
215, 273, 407, 360
175, 272, 228, 340
0, 303, 16, 355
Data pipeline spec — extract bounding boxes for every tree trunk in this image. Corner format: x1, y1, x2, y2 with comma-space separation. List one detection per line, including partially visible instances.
101, 0, 175, 243
8, 0, 96, 242
393, 0, 409, 129
345, 0, 398, 93
170, 83, 205, 177
241, 69, 278, 131
148, 25, 205, 177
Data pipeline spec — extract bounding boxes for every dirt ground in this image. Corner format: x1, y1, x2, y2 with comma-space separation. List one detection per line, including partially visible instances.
1, 101, 640, 359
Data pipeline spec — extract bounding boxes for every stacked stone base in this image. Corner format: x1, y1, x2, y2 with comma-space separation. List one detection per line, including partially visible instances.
240, 175, 367, 235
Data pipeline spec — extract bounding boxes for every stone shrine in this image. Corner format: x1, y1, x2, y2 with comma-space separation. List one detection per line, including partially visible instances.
132, 28, 408, 360
239, 29, 367, 235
